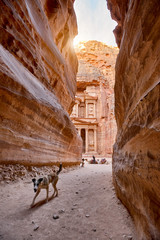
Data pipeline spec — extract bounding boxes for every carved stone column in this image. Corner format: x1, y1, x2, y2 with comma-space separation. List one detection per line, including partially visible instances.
86, 101, 88, 118
94, 102, 96, 118
86, 128, 88, 153
94, 127, 97, 152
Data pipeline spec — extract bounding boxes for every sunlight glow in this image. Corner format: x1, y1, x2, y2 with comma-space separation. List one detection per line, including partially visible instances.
73, 41, 86, 50
73, 36, 81, 47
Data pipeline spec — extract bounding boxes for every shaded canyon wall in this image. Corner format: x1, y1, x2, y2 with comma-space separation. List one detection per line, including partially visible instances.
107, 0, 160, 239
0, 0, 82, 166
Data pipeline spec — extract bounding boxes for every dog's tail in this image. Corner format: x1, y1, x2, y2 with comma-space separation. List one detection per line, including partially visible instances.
57, 163, 62, 175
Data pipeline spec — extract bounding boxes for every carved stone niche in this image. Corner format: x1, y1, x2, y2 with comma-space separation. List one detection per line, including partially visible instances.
78, 102, 86, 118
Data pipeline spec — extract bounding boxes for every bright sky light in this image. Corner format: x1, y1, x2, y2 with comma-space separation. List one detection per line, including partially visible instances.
73, 0, 117, 47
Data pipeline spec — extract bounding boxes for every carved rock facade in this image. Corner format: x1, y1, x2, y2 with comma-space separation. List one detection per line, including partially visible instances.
71, 41, 118, 157
0, 0, 82, 166
107, 0, 160, 239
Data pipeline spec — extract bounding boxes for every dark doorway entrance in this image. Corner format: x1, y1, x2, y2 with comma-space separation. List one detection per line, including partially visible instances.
81, 129, 85, 153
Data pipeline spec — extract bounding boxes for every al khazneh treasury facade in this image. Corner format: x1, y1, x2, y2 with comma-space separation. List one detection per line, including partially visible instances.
71, 86, 98, 154
70, 41, 118, 157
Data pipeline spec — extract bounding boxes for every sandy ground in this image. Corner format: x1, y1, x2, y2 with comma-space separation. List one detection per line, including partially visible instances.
0, 161, 136, 240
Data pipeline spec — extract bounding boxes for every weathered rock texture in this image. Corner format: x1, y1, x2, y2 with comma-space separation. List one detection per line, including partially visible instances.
107, 0, 160, 239
73, 41, 118, 156
0, 0, 82, 166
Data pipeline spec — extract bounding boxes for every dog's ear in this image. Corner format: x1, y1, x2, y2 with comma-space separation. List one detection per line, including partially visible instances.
32, 178, 36, 183
39, 178, 43, 183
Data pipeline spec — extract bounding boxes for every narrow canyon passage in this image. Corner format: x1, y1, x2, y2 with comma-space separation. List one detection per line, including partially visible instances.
0, 162, 136, 240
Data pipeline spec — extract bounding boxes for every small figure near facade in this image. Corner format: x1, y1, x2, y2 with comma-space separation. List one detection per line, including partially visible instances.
100, 158, 107, 164
80, 158, 85, 167
90, 155, 98, 164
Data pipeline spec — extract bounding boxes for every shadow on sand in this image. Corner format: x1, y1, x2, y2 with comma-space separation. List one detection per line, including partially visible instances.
18, 195, 57, 219
30, 195, 57, 209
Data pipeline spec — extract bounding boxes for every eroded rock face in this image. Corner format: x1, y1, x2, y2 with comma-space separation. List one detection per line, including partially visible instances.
0, 0, 82, 166
107, 0, 160, 239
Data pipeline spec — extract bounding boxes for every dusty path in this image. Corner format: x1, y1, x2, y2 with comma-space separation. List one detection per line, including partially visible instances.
0, 162, 136, 240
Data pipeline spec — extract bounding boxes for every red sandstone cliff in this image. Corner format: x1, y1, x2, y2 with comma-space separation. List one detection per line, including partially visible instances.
75, 41, 118, 155
0, 0, 82, 166
107, 0, 160, 239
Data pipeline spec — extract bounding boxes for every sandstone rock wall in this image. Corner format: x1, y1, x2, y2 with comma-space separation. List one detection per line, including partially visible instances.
107, 0, 160, 239
0, 0, 82, 166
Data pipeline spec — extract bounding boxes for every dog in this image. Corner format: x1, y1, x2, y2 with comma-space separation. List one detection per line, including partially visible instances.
31, 163, 62, 207
80, 158, 85, 167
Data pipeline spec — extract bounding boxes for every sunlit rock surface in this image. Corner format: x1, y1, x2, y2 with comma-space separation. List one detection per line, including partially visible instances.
107, 0, 160, 239
75, 41, 118, 155
0, 0, 82, 166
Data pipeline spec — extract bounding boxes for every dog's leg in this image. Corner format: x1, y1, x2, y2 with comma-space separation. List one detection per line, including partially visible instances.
46, 186, 49, 203
54, 184, 58, 197
51, 179, 58, 198
31, 189, 41, 207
